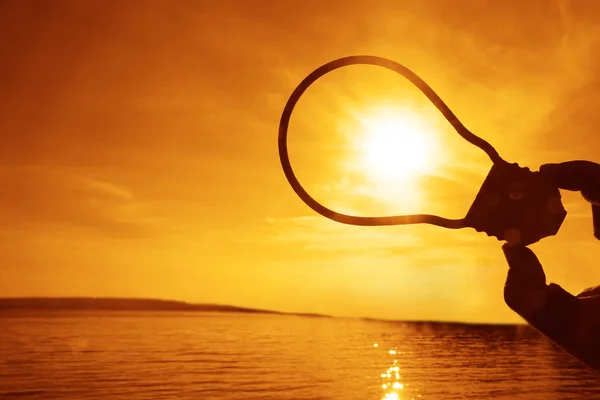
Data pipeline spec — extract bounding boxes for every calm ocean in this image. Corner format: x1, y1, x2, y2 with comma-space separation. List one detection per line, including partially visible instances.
1, 311, 599, 399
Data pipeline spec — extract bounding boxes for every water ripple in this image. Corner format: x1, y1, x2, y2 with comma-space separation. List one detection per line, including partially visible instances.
1, 312, 599, 399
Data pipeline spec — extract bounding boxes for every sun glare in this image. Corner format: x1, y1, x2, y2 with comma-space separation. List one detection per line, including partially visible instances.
359, 108, 436, 183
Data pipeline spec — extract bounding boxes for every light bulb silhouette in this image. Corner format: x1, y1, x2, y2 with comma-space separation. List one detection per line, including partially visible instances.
278, 55, 567, 246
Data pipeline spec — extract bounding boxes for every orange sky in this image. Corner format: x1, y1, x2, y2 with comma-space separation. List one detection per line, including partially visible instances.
2, 0, 600, 323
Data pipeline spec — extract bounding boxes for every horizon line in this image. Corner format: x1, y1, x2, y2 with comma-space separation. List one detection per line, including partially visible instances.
0, 296, 529, 327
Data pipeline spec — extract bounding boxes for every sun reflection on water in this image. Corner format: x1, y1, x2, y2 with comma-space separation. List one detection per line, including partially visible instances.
374, 344, 411, 400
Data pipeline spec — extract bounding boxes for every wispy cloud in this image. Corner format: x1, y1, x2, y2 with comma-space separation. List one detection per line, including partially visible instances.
264, 214, 487, 264
0, 166, 161, 237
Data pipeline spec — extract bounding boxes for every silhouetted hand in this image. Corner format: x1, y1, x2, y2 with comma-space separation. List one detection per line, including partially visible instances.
503, 161, 600, 371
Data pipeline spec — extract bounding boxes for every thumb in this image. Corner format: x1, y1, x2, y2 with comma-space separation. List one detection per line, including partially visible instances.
502, 244, 546, 288
502, 244, 548, 319
502, 247, 581, 351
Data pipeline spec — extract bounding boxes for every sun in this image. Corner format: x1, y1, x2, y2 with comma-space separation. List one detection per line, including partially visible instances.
358, 108, 436, 183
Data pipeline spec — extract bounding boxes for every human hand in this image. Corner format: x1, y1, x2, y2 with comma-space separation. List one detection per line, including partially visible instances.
541, 160, 600, 239
502, 160, 600, 370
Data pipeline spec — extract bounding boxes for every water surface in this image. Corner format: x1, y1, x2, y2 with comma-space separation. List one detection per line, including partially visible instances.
1, 311, 599, 399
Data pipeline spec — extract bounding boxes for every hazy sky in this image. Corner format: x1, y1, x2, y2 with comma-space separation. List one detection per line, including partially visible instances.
2, 0, 600, 323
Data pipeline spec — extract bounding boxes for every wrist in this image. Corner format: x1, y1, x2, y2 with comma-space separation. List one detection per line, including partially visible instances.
527, 283, 579, 342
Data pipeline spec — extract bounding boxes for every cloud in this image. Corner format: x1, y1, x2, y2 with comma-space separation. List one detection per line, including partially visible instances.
264, 214, 486, 264
0, 166, 160, 237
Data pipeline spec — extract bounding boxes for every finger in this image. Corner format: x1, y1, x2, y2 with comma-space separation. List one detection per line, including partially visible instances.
593, 205, 600, 240
502, 244, 549, 320
502, 244, 546, 289
540, 161, 600, 239
539, 161, 600, 203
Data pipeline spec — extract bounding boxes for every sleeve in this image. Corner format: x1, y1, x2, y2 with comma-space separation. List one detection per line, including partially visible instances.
577, 285, 600, 298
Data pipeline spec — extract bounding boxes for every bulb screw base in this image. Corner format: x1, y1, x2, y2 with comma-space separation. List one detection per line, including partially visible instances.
464, 161, 567, 246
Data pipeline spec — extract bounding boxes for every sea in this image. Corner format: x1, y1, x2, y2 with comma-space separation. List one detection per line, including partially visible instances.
1, 311, 599, 399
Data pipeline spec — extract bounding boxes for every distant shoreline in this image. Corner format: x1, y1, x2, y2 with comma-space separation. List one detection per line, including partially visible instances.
0, 297, 330, 318
0, 297, 532, 330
